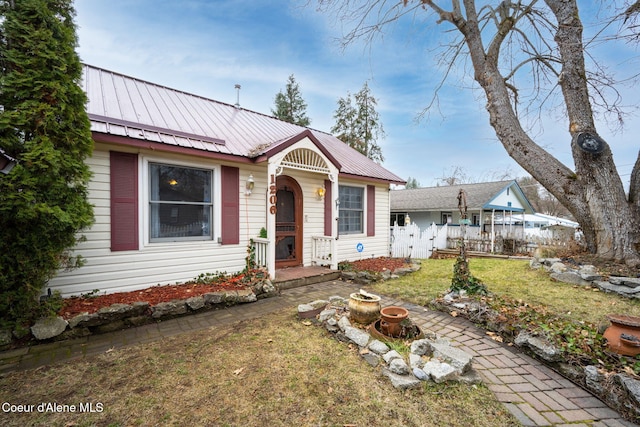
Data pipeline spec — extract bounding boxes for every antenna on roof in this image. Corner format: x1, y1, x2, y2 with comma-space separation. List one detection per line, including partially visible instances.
234, 84, 241, 109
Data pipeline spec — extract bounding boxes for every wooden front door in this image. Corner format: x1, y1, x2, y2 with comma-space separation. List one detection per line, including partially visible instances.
275, 175, 302, 268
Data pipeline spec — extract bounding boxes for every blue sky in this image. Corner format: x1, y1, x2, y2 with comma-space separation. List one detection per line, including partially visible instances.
74, 0, 639, 188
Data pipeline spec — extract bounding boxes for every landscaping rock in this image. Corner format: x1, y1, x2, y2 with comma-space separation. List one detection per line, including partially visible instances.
410, 338, 432, 356
68, 312, 101, 329
338, 315, 351, 331
413, 367, 429, 381
344, 326, 370, 347
259, 280, 278, 298
585, 365, 604, 394
325, 318, 339, 333
186, 296, 205, 311
550, 262, 568, 273
151, 301, 188, 319
579, 265, 602, 281
318, 309, 336, 322
31, 316, 68, 340
594, 281, 640, 297
389, 358, 410, 375
458, 370, 483, 385
236, 289, 257, 303
609, 277, 640, 288
97, 303, 142, 322
430, 341, 473, 374
361, 352, 381, 367
612, 374, 640, 419
382, 369, 422, 390
515, 331, 562, 362
368, 339, 390, 355
204, 291, 225, 305
550, 271, 591, 287
409, 353, 423, 369
422, 360, 458, 383
383, 350, 402, 364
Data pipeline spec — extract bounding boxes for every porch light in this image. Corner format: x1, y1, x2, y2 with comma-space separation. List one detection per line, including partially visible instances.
316, 185, 326, 200
0, 148, 17, 175
245, 173, 255, 196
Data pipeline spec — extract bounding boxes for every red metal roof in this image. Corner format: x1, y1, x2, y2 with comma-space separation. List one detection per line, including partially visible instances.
83, 64, 405, 184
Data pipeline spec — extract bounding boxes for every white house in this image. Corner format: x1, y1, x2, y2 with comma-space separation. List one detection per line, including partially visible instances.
390, 180, 535, 231
47, 65, 405, 298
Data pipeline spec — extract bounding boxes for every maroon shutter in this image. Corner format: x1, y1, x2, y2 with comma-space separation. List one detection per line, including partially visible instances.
324, 179, 332, 236
221, 166, 240, 245
110, 152, 138, 251
367, 185, 375, 237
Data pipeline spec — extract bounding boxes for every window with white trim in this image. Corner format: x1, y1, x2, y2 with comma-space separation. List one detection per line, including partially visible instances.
149, 163, 213, 241
338, 185, 363, 234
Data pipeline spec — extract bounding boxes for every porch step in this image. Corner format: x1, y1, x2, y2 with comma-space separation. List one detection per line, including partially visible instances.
274, 267, 342, 290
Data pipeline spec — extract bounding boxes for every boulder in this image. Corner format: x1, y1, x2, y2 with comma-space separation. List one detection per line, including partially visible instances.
186, 296, 205, 311
550, 271, 591, 287
368, 339, 390, 355
515, 331, 562, 362
31, 316, 68, 340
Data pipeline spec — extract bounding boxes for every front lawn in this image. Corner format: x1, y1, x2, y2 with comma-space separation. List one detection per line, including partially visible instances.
0, 309, 518, 427
372, 258, 640, 325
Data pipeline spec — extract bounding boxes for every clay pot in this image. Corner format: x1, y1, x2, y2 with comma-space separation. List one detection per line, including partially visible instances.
348, 292, 381, 325
603, 314, 640, 356
380, 306, 409, 338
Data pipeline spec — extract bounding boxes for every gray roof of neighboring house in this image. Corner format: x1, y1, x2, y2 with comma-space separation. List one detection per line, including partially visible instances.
82, 64, 404, 184
390, 180, 533, 212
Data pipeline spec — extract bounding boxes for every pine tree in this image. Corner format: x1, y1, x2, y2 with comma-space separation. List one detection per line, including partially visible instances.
331, 82, 385, 163
272, 74, 311, 126
0, 0, 94, 327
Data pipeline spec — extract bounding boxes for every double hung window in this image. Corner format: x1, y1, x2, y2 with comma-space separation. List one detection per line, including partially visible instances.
149, 163, 213, 241
338, 185, 364, 234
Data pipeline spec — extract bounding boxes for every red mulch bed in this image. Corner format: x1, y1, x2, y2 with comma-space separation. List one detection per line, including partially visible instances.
59, 274, 251, 320
59, 258, 410, 320
342, 257, 411, 273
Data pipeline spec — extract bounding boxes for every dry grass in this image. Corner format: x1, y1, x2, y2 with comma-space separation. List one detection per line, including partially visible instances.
372, 258, 640, 325
0, 309, 518, 427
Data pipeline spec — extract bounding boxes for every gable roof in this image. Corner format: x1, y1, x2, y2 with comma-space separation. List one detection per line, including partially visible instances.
390, 180, 535, 213
82, 64, 404, 184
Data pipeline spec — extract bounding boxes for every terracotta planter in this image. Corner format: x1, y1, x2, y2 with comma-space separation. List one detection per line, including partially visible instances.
603, 314, 640, 356
380, 306, 409, 338
348, 292, 381, 325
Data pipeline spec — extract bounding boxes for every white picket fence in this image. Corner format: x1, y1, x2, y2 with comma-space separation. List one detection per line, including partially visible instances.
390, 223, 577, 258
390, 223, 447, 259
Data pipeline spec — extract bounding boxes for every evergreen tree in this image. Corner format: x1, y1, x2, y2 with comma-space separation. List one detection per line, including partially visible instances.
272, 74, 311, 126
331, 82, 385, 163
0, 0, 94, 328
405, 176, 420, 189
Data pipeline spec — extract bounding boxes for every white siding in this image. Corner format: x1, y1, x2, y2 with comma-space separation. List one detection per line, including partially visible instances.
47, 145, 269, 298
47, 144, 394, 297
336, 180, 390, 262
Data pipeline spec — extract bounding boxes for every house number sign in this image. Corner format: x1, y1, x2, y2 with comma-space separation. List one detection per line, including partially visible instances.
269, 174, 277, 215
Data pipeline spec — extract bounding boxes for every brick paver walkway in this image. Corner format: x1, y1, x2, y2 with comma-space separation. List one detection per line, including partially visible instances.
1, 280, 637, 426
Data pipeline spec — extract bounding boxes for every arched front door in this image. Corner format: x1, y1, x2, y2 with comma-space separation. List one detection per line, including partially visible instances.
275, 175, 303, 268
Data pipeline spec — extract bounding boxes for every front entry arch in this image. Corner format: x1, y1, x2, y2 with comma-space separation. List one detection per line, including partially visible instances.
275, 175, 303, 268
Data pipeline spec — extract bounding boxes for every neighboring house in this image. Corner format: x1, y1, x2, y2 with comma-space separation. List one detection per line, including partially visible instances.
390, 180, 535, 231
47, 65, 404, 298
493, 213, 580, 239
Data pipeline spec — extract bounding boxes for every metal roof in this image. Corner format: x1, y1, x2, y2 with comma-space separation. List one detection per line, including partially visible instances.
390, 180, 534, 212
82, 64, 404, 184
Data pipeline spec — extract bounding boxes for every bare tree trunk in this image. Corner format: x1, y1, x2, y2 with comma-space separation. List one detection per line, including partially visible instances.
442, 0, 640, 266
